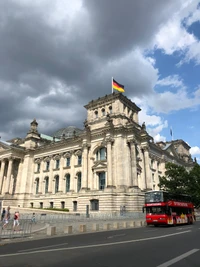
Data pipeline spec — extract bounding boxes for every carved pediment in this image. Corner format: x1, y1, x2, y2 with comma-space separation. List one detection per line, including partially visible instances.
164, 144, 179, 159
92, 161, 107, 170
0, 141, 11, 152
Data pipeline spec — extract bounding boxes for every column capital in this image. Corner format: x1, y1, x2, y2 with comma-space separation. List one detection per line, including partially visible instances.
105, 136, 114, 144
142, 145, 149, 152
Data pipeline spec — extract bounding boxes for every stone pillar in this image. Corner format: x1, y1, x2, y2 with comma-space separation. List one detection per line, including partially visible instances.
48, 157, 54, 193
82, 143, 88, 189
70, 152, 75, 192
130, 141, 138, 187
59, 155, 64, 192
0, 159, 6, 194
5, 157, 13, 194
143, 146, 151, 189
106, 138, 114, 188
39, 159, 44, 194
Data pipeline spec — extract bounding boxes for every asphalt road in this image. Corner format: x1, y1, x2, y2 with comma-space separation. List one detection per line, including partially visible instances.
0, 222, 200, 267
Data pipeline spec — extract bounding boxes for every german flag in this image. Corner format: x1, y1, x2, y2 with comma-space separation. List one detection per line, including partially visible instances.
112, 78, 125, 93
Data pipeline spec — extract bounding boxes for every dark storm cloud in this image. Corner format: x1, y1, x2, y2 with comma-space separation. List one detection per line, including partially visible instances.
0, 0, 182, 140
82, 0, 181, 58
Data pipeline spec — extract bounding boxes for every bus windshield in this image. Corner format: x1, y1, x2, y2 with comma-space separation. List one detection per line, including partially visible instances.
146, 206, 166, 214
145, 191, 163, 203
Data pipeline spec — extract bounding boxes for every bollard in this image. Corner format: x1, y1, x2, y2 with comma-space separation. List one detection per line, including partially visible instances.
92, 224, 99, 231
64, 225, 72, 234
47, 226, 56, 236
123, 222, 128, 228
103, 223, 110, 230
129, 221, 135, 227
79, 224, 86, 233
113, 222, 119, 229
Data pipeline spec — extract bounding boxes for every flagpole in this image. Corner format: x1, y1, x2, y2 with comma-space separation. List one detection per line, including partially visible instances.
112, 77, 113, 93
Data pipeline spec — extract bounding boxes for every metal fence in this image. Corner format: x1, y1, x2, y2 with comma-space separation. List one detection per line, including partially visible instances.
0, 219, 33, 239
19, 211, 145, 223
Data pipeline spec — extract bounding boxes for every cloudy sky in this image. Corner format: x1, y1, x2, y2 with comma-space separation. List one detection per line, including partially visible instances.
1, 0, 200, 160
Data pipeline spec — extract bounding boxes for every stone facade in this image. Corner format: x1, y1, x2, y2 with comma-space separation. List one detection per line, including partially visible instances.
0, 93, 194, 213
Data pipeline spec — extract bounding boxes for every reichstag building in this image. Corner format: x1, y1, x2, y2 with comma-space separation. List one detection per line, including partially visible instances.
0, 93, 194, 213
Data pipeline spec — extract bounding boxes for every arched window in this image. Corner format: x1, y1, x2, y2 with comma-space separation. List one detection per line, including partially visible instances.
66, 174, 70, 192
94, 110, 98, 118
35, 178, 39, 194
45, 176, 49, 194
55, 159, 60, 169
102, 108, 105, 116
98, 172, 105, 190
90, 199, 99, 211
78, 155, 82, 165
55, 175, 59, 193
96, 147, 106, 161
66, 157, 70, 167
46, 161, 50, 171
37, 163, 40, 173
77, 172, 81, 192
109, 106, 112, 114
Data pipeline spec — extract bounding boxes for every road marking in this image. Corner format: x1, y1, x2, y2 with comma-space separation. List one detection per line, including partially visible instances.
18, 242, 69, 252
0, 230, 191, 258
107, 234, 125, 239
157, 248, 199, 267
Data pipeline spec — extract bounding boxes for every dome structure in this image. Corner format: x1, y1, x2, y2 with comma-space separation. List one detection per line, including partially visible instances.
52, 126, 83, 139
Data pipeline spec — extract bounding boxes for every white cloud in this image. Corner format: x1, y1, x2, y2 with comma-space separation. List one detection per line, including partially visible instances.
185, 7, 200, 26
156, 75, 185, 89
155, 19, 196, 55
190, 146, 200, 155
153, 0, 200, 65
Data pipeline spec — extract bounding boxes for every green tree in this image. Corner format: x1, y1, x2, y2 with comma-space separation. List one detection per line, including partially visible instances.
187, 163, 200, 207
159, 162, 200, 207
158, 162, 189, 195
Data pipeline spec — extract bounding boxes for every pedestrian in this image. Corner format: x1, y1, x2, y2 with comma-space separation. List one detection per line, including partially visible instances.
1, 208, 6, 221
2, 206, 11, 229
31, 212, 36, 223
13, 211, 20, 231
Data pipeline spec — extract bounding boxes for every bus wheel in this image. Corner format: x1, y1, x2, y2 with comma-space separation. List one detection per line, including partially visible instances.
173, 218, 177, 226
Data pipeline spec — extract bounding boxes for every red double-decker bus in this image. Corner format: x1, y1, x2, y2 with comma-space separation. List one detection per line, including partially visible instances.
143, 190, 195, 226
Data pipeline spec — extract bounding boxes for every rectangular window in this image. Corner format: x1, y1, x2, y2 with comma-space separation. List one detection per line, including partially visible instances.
152, 173, 155, 182
37, 163, 40, 172
66, 158, 70, 167
45, 178, 49, 193
66, 175, 70, 192
100, 148, 106, 160
73, 201, 77, 211
46, 161, 50, 171
56, 159, 60, 169
50, 202, 54, 208
61, 201, 65, 209
99, 172, 105, 190
78, 155, 82, 165
36, 180, 39, 194
77, 174, 81, 192
90, 200, 99, 211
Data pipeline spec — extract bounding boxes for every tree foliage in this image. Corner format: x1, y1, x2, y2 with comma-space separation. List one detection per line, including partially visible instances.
158, 162, 200, 207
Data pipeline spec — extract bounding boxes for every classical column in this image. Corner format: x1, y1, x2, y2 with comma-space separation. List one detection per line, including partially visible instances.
5, 157, 13, 194
70, 152, 75, 192
143, 146, 152, 189
106, 137, 115, 188
0, 159, 6, 194
81, 143, 88, 189
48, 157, 54, 193
129, 140, 138, 187
59, 155, 64, 192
